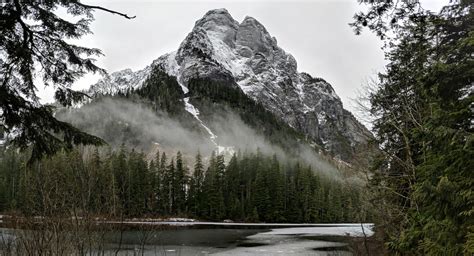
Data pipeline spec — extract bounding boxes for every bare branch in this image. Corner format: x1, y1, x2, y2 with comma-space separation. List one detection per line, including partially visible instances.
76, 2, 136, 19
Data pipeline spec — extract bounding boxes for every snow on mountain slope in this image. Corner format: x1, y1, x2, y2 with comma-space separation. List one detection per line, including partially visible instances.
153, 50, 235, 156
88, 67, 151, 96
88, 8, 371, 162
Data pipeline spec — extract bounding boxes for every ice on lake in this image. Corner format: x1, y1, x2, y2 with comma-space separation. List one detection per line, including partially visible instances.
100, 223, 373, 255
1, 223, 373, 255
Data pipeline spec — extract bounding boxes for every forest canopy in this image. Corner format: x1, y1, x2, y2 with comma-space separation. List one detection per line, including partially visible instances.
0, 147, 370, 223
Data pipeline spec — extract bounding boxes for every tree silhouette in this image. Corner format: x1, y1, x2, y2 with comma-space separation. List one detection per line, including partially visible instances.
0, 0, 134, 162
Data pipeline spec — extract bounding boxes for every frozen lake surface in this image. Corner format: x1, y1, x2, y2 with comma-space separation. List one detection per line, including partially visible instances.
100, 223, 373, 255
0, 223, 373, 255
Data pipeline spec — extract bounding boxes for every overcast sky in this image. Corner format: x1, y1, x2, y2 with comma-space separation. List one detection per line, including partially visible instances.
39, 0, 445, 115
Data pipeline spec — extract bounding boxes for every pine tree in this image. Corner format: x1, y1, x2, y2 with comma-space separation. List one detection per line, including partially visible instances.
158, 152, 168, 214
0, 1, 137, 162
163, 157, 175, 215
352, 1, 473, 253
112, 145, 129, 215
0, 147, 369, 224
174, 151, 187, 214
254, 164, 270, 222
149, 151, 161, 214
89, 148, 105, 213
271, 157, 286, 222
203, 151, 225, 220
189, 152, 205, 217
285, 175, 301, 223
224, 154, 241, 219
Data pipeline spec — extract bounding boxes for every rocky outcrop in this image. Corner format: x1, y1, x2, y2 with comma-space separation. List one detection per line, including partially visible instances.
88, 8, 372, 162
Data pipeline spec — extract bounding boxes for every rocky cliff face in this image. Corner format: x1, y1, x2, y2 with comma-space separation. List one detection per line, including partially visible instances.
89, 8, 371, 162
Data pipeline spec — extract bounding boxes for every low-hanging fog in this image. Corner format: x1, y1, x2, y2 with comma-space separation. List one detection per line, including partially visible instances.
58, 97, 343, 178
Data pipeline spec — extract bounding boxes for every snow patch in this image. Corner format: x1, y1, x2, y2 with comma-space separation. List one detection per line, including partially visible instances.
184, 96, 218, 144
174, 67, 234, 155
161, 51, 180, 78
317, 112, 327, 125
296, 83, 305, 100
165, 217, 196, 222
263, 225, 373, 237
207, 30, 247, 77
460, 82, 473, 100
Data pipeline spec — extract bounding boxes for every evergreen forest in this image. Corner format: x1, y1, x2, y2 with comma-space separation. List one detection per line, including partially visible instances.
0, 147, 368, 223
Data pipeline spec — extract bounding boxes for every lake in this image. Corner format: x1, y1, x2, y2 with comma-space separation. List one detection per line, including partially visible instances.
94, 222, 373, 255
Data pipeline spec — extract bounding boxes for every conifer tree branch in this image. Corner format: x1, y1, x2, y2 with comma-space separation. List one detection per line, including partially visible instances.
76, 2, 136, 19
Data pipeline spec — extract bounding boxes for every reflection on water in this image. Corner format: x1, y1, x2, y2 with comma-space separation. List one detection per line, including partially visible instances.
1, 224, 373, 255
101, 228, 265, 255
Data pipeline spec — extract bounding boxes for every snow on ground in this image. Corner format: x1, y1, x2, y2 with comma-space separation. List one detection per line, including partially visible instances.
183, 98, 201, 122
212, 239, 350, 256
262, 225, 373, 237
182, 94, 219, 147
181, 90, 236, 156
165, 217, 197, 222
105, 220, 373, 231
211, 225, 372, 255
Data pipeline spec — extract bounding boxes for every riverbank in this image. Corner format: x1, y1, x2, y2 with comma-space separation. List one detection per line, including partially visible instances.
0, 214, 373, 230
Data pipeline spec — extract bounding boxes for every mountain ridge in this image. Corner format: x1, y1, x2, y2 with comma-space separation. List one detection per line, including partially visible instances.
88, 8, 372, 162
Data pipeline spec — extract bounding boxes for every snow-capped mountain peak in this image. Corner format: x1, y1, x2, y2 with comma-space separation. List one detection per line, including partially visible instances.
88, 8, 371, 161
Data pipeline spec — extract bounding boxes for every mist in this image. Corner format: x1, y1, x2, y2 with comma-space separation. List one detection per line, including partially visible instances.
58, 97, 343, 178
208, 109, 342, 177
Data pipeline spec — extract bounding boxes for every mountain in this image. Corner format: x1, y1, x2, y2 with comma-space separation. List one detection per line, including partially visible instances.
87, 8, 371, 163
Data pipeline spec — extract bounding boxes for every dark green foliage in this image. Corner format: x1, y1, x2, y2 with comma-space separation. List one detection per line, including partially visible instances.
121, 71, 311, 154
353, 1, 473, 254
174, 151, 188, 214
187, 78, 305, 150
163, 157, 175, 215
134, 68, 185, 115
78, 69, 315, 159
0, 147, 368, 223
188, 152, 205, 216
0, 1, 137, 162
127, 149, 149, 215
202, 152, 225, 220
